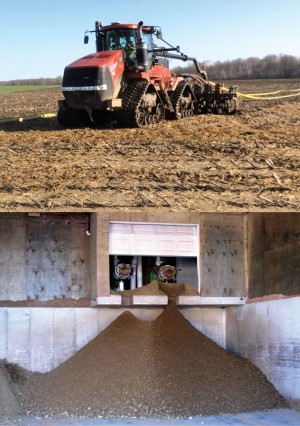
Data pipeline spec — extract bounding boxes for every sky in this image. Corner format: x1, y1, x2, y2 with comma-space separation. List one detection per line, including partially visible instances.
0, 0, 300, 81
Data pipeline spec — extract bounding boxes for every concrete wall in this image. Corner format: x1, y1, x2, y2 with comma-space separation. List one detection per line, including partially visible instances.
0, 214, 90, 301
248, 213, 300, 298
93, 212, 247, 298
1, 298, 300, 399
0, 306, 226, 373
0, 212, 248, 302
226, 297, 300, 398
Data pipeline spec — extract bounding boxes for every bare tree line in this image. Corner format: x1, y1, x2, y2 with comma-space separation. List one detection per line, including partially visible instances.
0, 76, 62, 86
1, 54, 300, 85
173, 54, 300, 80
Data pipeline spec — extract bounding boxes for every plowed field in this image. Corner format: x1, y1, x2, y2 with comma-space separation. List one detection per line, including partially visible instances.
0, 79, 299, 211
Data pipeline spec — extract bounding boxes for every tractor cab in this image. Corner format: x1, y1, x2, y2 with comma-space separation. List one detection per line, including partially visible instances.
100, 27, 141, 69
84, 21, 154, 70
85, 22, 156, 71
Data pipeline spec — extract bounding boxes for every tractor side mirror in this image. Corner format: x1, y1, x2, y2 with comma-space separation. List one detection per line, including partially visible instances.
84, 35, 89, 44
156, 30, 163, 39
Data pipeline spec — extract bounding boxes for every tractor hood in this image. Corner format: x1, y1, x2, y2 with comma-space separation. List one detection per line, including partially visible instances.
66, 50, 124, 70
62, 50, 124, 106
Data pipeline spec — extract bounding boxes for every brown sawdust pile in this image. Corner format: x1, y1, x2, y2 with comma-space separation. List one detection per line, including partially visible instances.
158, 281, 199, 297
0, 361, 24, 415
16, 303, 287, 418
111, 280, 199, 297
111, 280, 166, 296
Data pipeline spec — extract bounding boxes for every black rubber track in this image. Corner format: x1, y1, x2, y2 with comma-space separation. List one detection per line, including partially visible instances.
168, 81, 193, 120
120, 80, 150, 127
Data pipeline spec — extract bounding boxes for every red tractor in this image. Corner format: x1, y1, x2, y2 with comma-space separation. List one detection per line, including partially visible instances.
58, 21, 237, 128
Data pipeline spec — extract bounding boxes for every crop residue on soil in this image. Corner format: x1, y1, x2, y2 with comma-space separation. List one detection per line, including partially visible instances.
11, 303, 287, 419
0, 81, 299, 211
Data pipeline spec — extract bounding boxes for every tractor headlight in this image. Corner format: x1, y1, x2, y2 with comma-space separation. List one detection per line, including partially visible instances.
62, 84, 108, 91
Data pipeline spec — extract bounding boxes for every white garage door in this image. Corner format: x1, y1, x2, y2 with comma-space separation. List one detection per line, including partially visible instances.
109, 222, 198, 256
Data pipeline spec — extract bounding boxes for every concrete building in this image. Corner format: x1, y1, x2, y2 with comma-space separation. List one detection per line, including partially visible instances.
0, 212, 299, 400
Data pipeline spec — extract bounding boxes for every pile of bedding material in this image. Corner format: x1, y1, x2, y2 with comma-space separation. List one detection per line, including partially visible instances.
0, 361, 23, 415
111, 280, 199, 297
17, 303, 287, 418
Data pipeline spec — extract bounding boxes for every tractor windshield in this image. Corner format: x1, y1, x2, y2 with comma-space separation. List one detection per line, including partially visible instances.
99, 29, 137, 67
104, 29, 136, 51
98, 28, 153, 68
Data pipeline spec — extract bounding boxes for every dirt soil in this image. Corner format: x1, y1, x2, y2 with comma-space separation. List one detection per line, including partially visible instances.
13, 303, 287, 419
0, 80, 299, 212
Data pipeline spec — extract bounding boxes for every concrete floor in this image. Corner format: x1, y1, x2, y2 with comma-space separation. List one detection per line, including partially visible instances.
1, 409, 300, 426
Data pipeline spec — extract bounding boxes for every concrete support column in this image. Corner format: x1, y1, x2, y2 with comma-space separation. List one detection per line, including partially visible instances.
89, 213, 110, 298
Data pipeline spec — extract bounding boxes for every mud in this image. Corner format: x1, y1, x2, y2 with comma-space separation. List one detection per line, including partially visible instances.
0, 80, 299, 211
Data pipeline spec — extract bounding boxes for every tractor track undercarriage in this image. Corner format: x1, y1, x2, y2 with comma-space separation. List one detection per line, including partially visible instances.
58, 76, 237, 129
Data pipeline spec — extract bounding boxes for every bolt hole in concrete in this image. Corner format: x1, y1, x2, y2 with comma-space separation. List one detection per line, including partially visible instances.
1, 304, 300, 425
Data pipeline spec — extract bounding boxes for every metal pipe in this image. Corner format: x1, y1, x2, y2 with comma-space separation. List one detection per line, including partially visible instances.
157, 51, 205, 75
130, 256, 137, 290
137, 256, 143, 288
137, 21, 144, 43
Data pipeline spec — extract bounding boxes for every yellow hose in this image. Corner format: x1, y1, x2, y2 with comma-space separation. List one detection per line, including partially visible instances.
208, 81, 300, 100
0, 113, 57, 124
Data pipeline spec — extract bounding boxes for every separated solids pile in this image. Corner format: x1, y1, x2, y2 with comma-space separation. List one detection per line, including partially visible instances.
18, 304, 286, 418
0, 361, 21, 415
111, 280, 200, 297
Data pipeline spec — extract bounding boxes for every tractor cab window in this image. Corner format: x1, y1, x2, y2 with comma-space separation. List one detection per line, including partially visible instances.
142, 32, 153, 52
142, 31, 154, 63
103, 29, 137, 66
99, 28, 154, 68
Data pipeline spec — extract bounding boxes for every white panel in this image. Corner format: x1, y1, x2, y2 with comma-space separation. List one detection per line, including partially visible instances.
291, 297, 300, 398
97, 308, 126, 334
31, 309, 54, 372
291, 297, 300, 341
75, 308, 98, 351
0, 308, 7, 359
176, 296, 246, 306
132, 308, 163, 322
53, 309, 76, 368
267, 300, 279, 343
93, 295, 122, 306
134, 235, 156, 251
7, 308, 31, 370
179, 307, 225, 348
131, 295, 168, 305
278, 299, 293, 342
109, 222, 198, 256
226, 297, 300, 399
